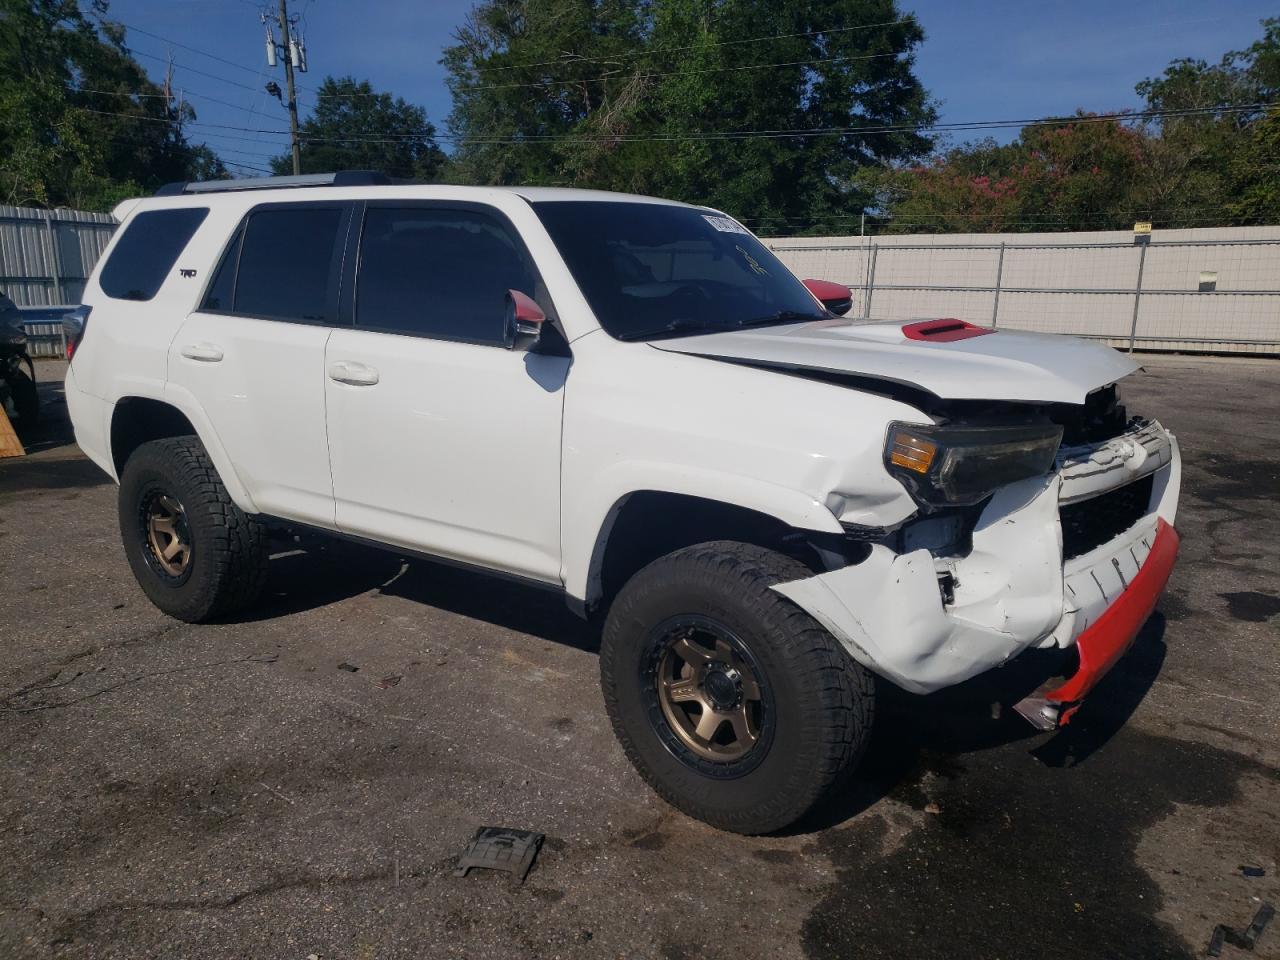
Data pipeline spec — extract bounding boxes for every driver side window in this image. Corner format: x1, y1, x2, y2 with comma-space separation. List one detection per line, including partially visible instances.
355, 206, 538, 345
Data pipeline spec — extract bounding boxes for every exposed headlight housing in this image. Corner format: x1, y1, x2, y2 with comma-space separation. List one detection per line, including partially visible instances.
885, 421, 1063, 506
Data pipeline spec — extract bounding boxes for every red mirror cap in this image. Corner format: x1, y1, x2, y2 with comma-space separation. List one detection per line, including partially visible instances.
902, 318, 993, 342
803, 278, 853, 303
507, 289, 545, 324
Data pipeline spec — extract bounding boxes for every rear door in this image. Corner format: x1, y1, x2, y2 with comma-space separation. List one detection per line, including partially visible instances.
167, 201, 353, 527
323, 200, 569, 582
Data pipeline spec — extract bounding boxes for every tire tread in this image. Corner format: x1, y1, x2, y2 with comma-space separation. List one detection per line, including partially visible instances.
600, 540, 874, 834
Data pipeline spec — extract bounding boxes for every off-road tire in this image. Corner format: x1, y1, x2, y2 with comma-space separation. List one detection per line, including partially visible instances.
600, 541, 874, 834
118, 436, 268, 623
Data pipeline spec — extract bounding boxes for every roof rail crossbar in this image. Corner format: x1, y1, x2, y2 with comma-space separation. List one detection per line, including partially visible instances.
154, 171, 392, 197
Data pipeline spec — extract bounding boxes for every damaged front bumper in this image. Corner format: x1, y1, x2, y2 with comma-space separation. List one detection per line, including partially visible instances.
774, 419, 1181, 719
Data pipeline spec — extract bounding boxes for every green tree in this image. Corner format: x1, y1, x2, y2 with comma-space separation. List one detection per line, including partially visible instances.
442, 0, 936, 231
870, 116, 1155, 233
868, 17, 1279, 234
1227, 107, 1280, 223
270, 76, 447, 180
0, 0, 225, 209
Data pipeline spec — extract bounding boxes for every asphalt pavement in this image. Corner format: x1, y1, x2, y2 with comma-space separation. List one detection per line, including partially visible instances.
1, 355, 1278, 960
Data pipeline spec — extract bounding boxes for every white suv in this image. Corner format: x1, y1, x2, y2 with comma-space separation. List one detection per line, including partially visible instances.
65, 172, 1182, 833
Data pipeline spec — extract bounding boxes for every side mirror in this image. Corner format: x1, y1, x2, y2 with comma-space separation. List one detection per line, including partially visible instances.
803, 279, 854, 317
504, 289, 545, 351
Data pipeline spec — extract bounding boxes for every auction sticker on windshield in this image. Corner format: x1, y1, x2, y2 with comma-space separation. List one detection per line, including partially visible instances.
703, 215, 750, 235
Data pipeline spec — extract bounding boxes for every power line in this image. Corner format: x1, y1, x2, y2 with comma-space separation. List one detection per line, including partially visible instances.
453, 49, 905, 94
103, 16, 265, 78
463, 16, 919, 75
74, 86, 273, 117
130, 48, 264, 94
75, 101, 1274, 147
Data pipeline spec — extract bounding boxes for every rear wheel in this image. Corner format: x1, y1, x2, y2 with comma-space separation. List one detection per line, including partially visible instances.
600, 541, 874, 834
118, 436, 268, 622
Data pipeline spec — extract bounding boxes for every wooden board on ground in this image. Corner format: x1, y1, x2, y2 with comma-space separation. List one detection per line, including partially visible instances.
0, 404, 24, 458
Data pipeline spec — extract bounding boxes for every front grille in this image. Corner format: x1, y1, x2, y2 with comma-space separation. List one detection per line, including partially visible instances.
1059, 474, 1154, 560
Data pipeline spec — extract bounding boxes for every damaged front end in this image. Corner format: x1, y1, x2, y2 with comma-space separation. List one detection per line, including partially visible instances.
774, 392, 1181, 729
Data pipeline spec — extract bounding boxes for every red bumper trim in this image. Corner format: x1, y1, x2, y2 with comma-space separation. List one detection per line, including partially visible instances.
1045, 518, 1180, 719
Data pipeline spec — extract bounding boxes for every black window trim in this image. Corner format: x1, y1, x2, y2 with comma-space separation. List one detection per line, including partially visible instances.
196, 219, 245, 313
196, 199, 356, 328
100, 206, 210, 303
341, 198, 562, 349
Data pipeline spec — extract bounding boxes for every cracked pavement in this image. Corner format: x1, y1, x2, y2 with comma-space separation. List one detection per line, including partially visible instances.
1, 356, 1278, 959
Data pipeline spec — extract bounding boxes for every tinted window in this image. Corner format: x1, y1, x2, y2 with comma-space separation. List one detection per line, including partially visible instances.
201, 226, 242, 311
355, 207, 537, 344
99, 208, 208, 301
234, 206, 343, 322
533, 202, 824, 341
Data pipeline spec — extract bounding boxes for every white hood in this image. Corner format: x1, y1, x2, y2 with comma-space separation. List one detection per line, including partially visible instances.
649, 319, 1138, 405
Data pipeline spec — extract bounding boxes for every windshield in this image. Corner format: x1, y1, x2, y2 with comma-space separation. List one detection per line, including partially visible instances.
533, 201, 827, 341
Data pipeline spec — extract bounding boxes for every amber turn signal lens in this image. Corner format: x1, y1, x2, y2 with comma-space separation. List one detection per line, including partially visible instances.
888, 431, 937, 474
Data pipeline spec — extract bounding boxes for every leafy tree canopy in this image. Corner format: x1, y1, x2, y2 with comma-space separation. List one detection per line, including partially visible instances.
270, 76, 447, 180
868, 17, 1280, 234
0, 0, 224, 209
443, 0, 937, 233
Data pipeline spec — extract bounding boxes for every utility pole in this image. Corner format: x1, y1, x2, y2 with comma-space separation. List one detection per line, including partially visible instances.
277, 0, 301, 175
260, 2, 307, 175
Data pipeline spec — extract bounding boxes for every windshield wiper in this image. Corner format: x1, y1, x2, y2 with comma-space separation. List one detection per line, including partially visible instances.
618, 310, 821, 342
732, 310, 822, 330
616, 317, 726, 342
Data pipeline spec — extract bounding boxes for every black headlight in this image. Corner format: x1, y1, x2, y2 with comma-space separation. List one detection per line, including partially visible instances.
885, 421, 1063, 506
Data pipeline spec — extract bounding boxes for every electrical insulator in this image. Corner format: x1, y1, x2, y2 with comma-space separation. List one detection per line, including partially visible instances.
265, 25, 277, 67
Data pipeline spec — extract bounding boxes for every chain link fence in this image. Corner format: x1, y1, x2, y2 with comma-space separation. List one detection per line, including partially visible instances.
767, 227, 1280, 354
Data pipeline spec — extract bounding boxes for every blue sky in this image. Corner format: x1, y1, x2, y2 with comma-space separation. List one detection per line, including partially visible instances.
101, 0, 1276, 175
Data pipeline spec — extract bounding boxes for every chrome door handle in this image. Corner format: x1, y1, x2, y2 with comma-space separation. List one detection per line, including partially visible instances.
328, 361, 380, 386
180, 343, 223, 362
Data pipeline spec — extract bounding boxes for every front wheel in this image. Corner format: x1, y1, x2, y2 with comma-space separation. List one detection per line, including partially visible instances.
600, 541, 874, 834
118, 436, 269, 623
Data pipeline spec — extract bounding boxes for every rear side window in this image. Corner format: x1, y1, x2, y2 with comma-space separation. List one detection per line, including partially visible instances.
99, 208, 208, 301
355, 206, 538, 344
233, 206, 345, 322
201, 225, 242, 312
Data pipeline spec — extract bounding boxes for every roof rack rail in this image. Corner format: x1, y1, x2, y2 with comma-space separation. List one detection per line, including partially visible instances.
154, 170, 393, 197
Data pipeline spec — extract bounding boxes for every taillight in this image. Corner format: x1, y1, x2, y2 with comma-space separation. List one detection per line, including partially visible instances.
62, 305, 91, 361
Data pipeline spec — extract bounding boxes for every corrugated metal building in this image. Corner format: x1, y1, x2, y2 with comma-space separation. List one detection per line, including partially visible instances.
0, 205, 116, 307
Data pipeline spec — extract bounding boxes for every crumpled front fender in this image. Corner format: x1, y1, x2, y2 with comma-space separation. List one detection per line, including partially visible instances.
773, 475, 1066, 694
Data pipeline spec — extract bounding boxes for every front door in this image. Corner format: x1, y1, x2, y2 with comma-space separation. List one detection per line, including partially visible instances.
323, 202, 568, 583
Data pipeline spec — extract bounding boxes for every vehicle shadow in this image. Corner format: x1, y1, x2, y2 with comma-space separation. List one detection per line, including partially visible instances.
16, 363, 77, 456
790, 615, 1169, 834
231, 530, 599, 653
234, 526, 1168, 825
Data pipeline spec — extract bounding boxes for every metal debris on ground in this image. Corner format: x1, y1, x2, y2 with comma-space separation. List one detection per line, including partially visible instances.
337, 662, 359, 672
1207, 902, 1275, 956
454, 827, 544, 884
1208, 924, 1227, 957
1240, 865, 1266, 878
376, 675, 402, 689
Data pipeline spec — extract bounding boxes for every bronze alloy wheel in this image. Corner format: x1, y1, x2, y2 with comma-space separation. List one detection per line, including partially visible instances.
143, 493, 192, 577
654, 620, 766, 763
